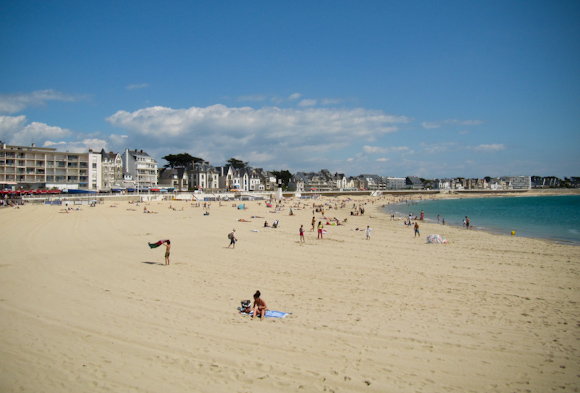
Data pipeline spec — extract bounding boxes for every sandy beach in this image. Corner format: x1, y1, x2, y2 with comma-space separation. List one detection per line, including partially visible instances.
1, 196, 579, 392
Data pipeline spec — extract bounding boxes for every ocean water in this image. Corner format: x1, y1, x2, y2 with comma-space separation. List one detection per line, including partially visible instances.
383, 194, 580, 245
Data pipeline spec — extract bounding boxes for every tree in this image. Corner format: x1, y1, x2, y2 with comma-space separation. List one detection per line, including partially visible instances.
226, 157, 249, 169
162, 153, 204, 168
271, 170, 292, 187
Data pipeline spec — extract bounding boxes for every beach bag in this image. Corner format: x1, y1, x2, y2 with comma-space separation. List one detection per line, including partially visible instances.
228, 232, 233, 240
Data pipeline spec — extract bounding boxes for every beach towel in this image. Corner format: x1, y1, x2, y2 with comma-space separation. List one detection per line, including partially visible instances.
238, 308, 290, 318
426, 234, 447, 244
148, 239, 169, 248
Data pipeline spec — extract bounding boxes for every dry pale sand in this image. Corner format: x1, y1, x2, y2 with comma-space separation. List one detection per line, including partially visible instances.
1, 197, 579, 393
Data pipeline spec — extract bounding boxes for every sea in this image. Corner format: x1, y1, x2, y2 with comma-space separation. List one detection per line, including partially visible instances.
382, 194, 580, 245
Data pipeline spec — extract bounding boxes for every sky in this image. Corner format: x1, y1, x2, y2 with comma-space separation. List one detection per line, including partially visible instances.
0, 1, 579, 178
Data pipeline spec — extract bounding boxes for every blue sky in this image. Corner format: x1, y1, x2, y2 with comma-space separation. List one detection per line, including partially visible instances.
1, 1, 578, 178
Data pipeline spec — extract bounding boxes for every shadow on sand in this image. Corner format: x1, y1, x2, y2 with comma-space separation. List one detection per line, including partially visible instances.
142, 261, 164, 266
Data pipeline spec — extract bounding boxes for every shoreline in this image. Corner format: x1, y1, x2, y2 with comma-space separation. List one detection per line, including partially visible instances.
379, 193, 580, 246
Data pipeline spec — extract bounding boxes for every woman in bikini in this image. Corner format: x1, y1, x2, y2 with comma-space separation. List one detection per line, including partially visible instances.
252, 290, 267, 320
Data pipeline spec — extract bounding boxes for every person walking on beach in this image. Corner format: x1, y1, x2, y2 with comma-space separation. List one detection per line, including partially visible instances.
465, 216, 470, 230
227, 229, 237, 248
252, 290, 267, 320
414, 222, 420, 237
164, 240, 171, 265
366, 225, 371, 240
318, 221, 324, 239
299, 224, 305, 243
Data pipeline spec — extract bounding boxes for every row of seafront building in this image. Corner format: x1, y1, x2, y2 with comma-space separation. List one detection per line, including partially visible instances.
2, 142, 569, 193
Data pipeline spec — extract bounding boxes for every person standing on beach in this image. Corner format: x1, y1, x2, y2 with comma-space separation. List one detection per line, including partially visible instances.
366, 225, 371, 240
227, 229, 237, 248
437, 214, 440, 223
465, 216, 470, 229
318, 221, 323, 239
311, 216, 316, 232
164, 240, 171, 265
299, 225, 305, 243
414, 222, 420, 237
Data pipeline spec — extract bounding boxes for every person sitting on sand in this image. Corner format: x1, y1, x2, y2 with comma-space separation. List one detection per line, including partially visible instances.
252, 290, 267, 320
264, 221, 270, 227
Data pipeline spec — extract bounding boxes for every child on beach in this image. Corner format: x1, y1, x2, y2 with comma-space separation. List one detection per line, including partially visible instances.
318, 221, 323, 239
366, 225, 371, 240
252, 290, 267, 320
300, 225, 305, 243
164, 240, 171, 265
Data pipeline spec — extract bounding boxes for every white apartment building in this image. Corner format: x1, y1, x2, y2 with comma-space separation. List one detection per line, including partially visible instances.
0, 142, 101, 190
502, 176, 532, 190
384, 177, 406, 190
122, 149, 158, 190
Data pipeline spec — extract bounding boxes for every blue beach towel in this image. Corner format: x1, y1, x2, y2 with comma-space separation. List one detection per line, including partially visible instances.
238, 309, 290, 318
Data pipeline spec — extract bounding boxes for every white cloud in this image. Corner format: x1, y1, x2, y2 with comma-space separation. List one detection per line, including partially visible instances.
0, 115, 27, 137
320, 98, 343, 105
472, 143, 506, 152
44, 139, 108, 153
0, 89, 82, 114
420, 142, 458, 154
288, 93, 302, 100
363, 145, 412, 154
376, 158, 389, 162
0, 115, 72, 146
126, 83, 149, 90
0, 115, 108, 152
422, 119, 483, 129
297, 99, 317, 107
106, 104, 410, 168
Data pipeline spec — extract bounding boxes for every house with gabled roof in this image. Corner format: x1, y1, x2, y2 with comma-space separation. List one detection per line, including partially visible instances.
405, 176, 423, 190
158, 167, 189, 191
188, 162, 219, 191
100, 149, 122, 190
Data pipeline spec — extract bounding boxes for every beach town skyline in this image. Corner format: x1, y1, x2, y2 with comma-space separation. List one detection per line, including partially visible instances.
1, 2, 579, 179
